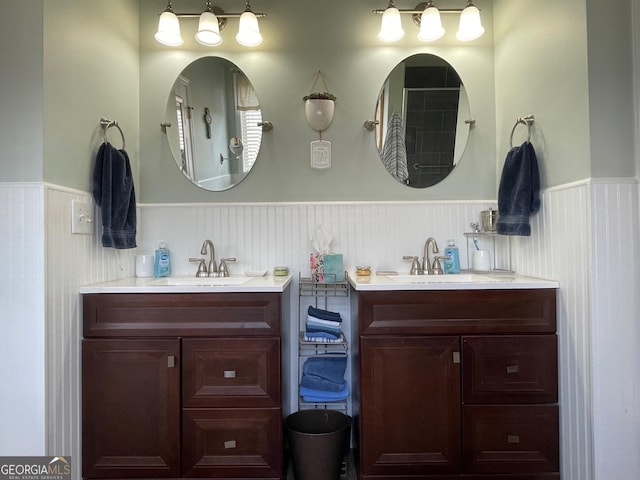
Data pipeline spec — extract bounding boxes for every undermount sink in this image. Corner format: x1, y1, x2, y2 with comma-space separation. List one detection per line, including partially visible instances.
388, 273, 499, 283
146, 276, 252, 286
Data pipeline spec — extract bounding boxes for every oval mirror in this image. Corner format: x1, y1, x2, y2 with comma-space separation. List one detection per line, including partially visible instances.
375, 53, 471, 188
164, 57, 263, 191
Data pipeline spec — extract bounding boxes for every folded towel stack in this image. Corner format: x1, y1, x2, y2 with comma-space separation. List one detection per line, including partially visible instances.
304, 306, 343, 343
300, 356, 348, 402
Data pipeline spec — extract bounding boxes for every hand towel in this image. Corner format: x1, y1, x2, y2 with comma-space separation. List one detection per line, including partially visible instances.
303, 356, 347, 385
381, 110, 409, 184
496, 141, 540, 236
300, 383, 349, 402
92, 142, 137, 249
308, 306, 342, 322
301, 374, 346, 393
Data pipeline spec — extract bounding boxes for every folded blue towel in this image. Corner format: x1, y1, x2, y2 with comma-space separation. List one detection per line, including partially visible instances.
496, 141, 540, 236
308, 306, 342, 322
303, 356, 347, 385
300, 383, 348, 402
304, 331, 339, 340
301, 374, 346, 392
306, 316, 342, 328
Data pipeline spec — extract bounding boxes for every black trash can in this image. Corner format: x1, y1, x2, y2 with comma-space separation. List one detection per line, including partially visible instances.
285, 409, 351, 480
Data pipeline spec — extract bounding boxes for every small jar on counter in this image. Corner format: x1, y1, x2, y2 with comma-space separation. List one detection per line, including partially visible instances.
356, 265, 371, 276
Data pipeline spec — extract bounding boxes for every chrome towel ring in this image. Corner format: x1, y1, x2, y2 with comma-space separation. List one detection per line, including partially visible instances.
100, 117, 126, 149
510, 114, 534, 148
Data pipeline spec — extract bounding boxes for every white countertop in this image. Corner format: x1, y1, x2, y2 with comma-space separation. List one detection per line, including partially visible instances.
347, 271, 559, 291
79, 274, 293, 294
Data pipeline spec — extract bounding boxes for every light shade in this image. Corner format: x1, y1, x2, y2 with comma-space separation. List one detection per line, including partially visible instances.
195, 11, 222, 46
456, 2, 484, 41
155, 10, 184, 46
417, 6, 445, 42
236, 11, 263, 47
378, 5, 405, 42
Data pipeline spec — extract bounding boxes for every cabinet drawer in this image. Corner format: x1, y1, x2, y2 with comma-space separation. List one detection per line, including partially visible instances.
182, 408, 282, 478
182, 338, 280, 408
358, 289, 556, 335
462, 335, 557, 404
83, 293, 281, 337
463, 405, 559, 474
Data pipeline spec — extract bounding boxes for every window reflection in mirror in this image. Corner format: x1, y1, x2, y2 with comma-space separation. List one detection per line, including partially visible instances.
376, 54, 471, 188
164, 57, 263, 191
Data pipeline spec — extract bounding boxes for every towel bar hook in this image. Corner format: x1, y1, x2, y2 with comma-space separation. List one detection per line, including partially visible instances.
100, 117, 126, 150
509, 114, 534, 148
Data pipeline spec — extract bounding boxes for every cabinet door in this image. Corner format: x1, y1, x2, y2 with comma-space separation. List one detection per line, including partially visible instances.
360, 336, 461, 476
82, 339, 180, 478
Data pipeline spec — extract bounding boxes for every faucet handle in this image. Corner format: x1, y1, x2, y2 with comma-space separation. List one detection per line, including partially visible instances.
218, 258, 236, 277
189, 258, 208, 277
431, 256, 445, 275
403, 256, 422, 275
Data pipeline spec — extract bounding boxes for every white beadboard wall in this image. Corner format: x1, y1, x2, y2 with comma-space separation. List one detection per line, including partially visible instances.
44, 184, 136, 462
0, 183, 46, 455
36, 179, 640, 480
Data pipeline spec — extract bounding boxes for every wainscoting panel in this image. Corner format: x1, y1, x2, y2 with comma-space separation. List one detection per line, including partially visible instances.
0, 183, 46, 455
45, 185, 136, 464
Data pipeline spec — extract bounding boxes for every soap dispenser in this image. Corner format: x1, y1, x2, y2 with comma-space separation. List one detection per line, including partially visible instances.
443, 239, 460, 274
154, 242, 171, 277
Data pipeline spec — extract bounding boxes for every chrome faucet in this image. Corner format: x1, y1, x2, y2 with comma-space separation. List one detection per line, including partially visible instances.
423, 237, 444, 275
200, 239, 217, 276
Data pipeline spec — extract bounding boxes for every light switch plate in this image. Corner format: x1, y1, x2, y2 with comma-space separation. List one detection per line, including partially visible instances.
71, 200, 93, 235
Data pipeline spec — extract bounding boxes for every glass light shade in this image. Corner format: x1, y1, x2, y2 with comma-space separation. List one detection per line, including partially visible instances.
456, 4, 484, 41
378, 6, 405, 43
195, 11, 222, 46
155, 10, 184, 46
236, 11, 263, 47
417, 6, 445, 42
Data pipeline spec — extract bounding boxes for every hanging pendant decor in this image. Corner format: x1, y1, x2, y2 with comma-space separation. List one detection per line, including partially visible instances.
303, 71, 336, 132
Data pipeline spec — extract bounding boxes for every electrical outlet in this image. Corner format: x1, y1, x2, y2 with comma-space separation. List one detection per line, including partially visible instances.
72, 200, 93, 235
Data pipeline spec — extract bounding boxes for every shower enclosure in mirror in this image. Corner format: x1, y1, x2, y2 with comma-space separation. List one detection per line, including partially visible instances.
164, 57, 263, 191
375, 53, 471, 188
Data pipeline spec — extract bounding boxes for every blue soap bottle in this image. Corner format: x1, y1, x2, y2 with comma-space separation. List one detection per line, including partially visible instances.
154, 242, 171, 277
443, 239, 460, 274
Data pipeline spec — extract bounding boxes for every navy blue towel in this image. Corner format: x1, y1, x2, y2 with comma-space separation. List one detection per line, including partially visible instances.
92, 142, 137, 249
496, 141, 540, 236
308, 305, 342, 322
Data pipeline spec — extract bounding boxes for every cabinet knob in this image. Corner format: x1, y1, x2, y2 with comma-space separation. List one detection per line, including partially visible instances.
452, 352, 460, 364
224, 440, 237, 449
223, 370, 237, 378
167, 356, 176, 368
506, 364, 519, 374
507, 435, 520, 444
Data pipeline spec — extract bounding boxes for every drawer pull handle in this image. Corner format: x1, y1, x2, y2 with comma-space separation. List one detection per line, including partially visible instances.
167, 356, 176, 368
507, 435, 520, 444
223, 370, 237, 378
452, 352, 460, 364
506, 364, 519, 374
224, 440, 237, 449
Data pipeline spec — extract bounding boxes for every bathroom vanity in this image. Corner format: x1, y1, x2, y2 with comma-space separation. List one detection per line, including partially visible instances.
80, 276, 291, 480
349, 274, 560, 479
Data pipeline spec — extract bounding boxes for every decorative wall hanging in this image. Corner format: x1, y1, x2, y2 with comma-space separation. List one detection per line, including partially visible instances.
304, 71, 335, 169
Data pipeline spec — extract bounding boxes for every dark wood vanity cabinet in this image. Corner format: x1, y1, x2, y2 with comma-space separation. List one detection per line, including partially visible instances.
355, 288, 560, 480
82, 293, 283, 480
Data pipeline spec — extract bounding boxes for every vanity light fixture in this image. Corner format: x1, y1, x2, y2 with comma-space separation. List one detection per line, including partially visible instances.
155, 0, 267, 48
373, 0, 484, 43
378, 0, 405, 43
